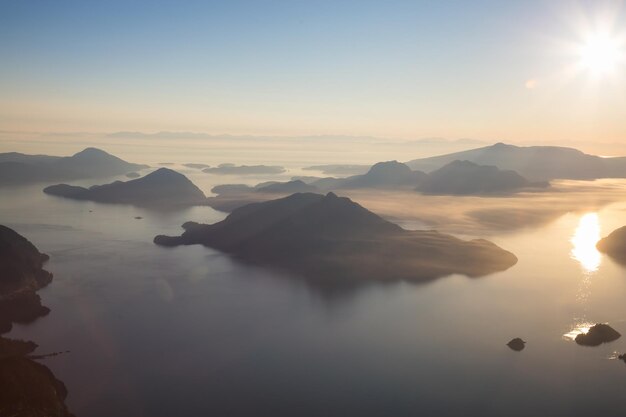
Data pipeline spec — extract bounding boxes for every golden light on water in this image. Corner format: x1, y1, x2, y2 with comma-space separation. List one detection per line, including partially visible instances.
563, 322, 593, 341
566, 214, 603, 339
570, 213, 602, 273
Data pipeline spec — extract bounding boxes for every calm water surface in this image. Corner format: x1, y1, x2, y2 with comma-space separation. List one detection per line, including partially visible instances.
2, 175, 626, 417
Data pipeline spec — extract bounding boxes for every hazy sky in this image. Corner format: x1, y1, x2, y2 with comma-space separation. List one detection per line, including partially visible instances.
1, 0, 625, 144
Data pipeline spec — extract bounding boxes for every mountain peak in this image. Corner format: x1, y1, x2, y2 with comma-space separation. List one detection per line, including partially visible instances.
492, 142, 514, 148
72, 148, 112, 158
367, 160, 411, 175
149, 167, 179, 176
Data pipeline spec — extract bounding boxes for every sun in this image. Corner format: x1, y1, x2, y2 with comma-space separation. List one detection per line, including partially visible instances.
578, 32, 623, 75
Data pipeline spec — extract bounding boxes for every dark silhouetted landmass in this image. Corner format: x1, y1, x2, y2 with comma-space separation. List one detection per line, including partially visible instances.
44, 168, 207, 207
0, 337, 75, 417
597, 226, 626, 265
406, 142, 626, 181
203, 163, 286, 175
0, 225, 53, 334
184, 163, 211, 169
507, 338, 526, 351
211, 180, 317, 196
126, 172, 141, 178
0, 227, 73, 415
204, 162, 426, 212
256, 180, 318, 193
0, 147, 148, 185
417, 160, 547, 195
325, 161, 428, 190
211, 184, 255, 195
303, 164, 370, 176
155, 193, 517, 285
575, 324, 621, 346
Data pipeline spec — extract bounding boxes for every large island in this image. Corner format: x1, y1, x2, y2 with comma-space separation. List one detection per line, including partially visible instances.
44, 167, 207, 207
155, 192, 517, 285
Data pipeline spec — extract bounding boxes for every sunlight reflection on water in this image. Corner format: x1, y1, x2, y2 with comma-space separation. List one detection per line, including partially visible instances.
565, 213, 603, 339
570, 213, 602, 273
563, 321, 593, 341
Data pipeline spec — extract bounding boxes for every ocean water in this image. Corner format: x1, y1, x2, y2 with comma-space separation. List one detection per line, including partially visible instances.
2, 171, 626, 417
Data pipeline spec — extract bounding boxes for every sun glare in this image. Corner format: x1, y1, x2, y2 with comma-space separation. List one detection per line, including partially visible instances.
570, 213, 601, 273
579, 32, 623, 75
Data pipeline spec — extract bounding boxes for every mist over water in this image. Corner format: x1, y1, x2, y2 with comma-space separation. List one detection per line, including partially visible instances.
3, 160, 626, 416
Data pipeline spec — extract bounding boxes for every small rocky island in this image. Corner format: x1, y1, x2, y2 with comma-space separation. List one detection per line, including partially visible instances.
0, 225, 74, 416
597, 226, 626, 265
155, 192, 518, 285
574, 324, 621, 346
507, 338, 526, 351
44, 167, 207, 207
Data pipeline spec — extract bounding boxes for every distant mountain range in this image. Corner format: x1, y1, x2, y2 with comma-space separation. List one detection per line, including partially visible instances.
207, 159, 545, 212
0, 148, 148, 185
44, 168, 206, 207
406, 142, 626, 181
155, 192, 517, 284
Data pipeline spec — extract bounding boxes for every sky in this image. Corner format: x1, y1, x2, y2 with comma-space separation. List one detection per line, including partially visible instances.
1, 0, 625, 145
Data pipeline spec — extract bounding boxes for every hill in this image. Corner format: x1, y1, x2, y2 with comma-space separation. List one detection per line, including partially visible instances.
44, 168, 206, 207
327, 160, 428, 190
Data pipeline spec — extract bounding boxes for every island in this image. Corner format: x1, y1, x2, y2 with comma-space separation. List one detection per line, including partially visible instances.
0, 147, 148, 185
575, 324, 621, 346
155, 192, 518, 285
44, 168, 207, 207
416, 160, 547, 195
203, 163, 286, 175
303, 164, 371, 176
325, 160, 428, 190
596, 226, 626, 265
183, 163, 211, 169
506, 338, 526, 351
205, 161, 429, 212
